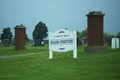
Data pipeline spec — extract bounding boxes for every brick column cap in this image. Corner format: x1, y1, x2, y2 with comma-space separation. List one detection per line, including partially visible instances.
86, 11, 105, 16
14, 24, 27, 29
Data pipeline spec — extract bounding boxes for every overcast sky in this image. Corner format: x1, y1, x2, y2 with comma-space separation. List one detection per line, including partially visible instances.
0, 0, 120, 39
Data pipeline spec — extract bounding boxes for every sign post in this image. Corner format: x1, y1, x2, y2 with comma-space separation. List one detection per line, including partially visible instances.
49, 29, 77, 59
73, 31, 77, 58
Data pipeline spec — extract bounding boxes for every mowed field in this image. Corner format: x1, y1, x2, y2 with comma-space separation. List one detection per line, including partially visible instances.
0, 44, 120, 80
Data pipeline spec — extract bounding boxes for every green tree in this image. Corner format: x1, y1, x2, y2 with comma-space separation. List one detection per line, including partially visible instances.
65, 28, 67, 30
33, 21, 48, 39
104, 32, 110, 38
81, 28, 87, 38
1, 27, 13, 43
26, 34, 29, 42
116, 32, 120, 38
104, 32, 116, 38
77, 31, 82, 38
77, 28, 87, 39
0, 34, 1, 40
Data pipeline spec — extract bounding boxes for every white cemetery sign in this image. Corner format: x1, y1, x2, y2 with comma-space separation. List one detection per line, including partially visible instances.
111, 38, 119, 49
49, 29, 77, 59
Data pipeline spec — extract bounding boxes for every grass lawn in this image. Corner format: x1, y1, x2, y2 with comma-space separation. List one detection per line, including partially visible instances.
0, 44, 120, 80
0, 44, 49, 56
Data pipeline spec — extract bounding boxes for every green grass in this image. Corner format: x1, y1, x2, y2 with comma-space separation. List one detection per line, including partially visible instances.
0, 44, 49, 56
0, 44, 120, 80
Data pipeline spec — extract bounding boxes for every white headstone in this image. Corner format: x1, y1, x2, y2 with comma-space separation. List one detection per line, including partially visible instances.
111, 38, 119, 49
41, 41, 44, 45
49, 29, 77, 59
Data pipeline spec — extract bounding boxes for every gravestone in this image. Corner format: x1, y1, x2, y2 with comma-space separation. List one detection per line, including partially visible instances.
107, 39, 111, 46
111, 38, 119, 49
81, 38, 84, 44
44, 40, 49, 44
41, 40, 44, 45
3, 39, 11, 47
104, 37, 112, 46
83, 38, 87, 44
85, 11, 107, 53
77, 38, 83, 46
33, 39, 44, 46
12, 38, 15, 45
29, 40, 34, 44
14, 24, 27, 50
116, 37, 120, 44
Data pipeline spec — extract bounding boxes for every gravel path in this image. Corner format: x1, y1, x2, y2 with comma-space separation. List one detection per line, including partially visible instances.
0, 53, 43, 59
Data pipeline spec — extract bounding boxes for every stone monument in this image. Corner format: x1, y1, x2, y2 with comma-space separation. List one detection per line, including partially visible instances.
85, 11, 107, 53
77, 38, 83, 46
3, 39, 11, 47
111, 38, 119, 49
29, 40, 34, 44
33, 39, 44, 46
14, 24, 27, 50
44, 40, 49, 44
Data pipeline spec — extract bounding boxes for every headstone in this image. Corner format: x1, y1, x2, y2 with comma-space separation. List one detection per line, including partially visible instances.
3, 39, 11, 47
81, 38, 84, 44
116, 37, 120, 44
44, 40, 49, 44
83, 38, 87, 44
41, 41, 44, 45
111, 38, 119, 49
14, 24, 27, 50
77, 38, 83, 46
107, 39, 111, 46
29, 40, 34, 44
33, 39, 44, 46
104, 37, 112, 46
13, 41, 15, 45
49, 29, 77, 59
85, 11, 107, 53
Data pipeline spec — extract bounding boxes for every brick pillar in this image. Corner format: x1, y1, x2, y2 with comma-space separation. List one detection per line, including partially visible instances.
14, 24, 27, 50
85, 11, 107, 53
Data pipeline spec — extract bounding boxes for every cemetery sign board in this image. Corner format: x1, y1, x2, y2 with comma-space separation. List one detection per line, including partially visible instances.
49, 29, 77, 59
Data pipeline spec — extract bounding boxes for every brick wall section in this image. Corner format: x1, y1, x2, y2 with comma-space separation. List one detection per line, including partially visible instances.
85, 46, 107, 53
88, 15, 104, 46
14, 26, 26, 50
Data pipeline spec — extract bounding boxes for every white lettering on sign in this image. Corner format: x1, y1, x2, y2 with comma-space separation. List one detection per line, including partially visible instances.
49, 29, 77, 59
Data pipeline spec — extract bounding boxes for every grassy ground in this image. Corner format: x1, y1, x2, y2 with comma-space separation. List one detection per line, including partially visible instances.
0, 44, 120, 80
0, 44, 49, 56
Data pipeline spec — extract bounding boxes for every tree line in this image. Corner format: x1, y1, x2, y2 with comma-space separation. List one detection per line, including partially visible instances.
0, 27, 30, 43
0, 21, 48, 43
0, 22, 120, 43
77, 28, 120, 39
